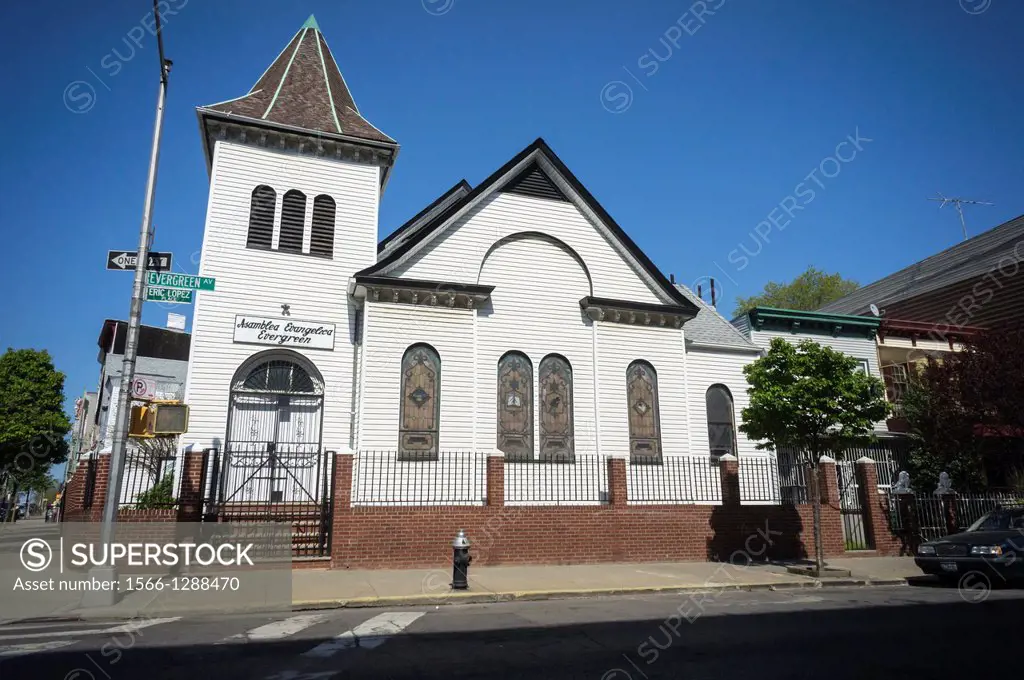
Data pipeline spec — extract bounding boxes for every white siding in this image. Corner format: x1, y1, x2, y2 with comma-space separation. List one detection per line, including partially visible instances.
392, 192, 665, 304
595, 322, 688, 457
475, 236, 597, 457
182, 140, 381, 453
685, 348, 760, 459
359, 302, 475, 450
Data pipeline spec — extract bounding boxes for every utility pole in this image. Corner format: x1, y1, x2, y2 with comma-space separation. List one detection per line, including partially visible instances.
928, 193, 993, 241
89, 0, 172, 604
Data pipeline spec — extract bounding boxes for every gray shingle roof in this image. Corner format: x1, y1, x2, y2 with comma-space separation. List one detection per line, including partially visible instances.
675, 285, 761, 352
819, 213, 1024, 315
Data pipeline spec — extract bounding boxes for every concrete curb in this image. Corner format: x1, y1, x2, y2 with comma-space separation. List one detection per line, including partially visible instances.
290, 577, 910, 611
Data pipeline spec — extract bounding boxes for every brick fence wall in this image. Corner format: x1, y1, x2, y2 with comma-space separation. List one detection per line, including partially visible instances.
62, 450, 907, 569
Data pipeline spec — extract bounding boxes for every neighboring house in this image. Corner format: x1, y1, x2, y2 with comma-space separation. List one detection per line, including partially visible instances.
66, 391, 98, 476
818, 215, 1021, 426
92, 319, 190, 454
181, 16, 779, 509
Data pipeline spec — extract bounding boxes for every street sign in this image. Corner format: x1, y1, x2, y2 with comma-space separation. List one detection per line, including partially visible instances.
107, 250, 172, 271
144, 286, 194, 304
131, 377, 156, 399
146, 271, 216, 291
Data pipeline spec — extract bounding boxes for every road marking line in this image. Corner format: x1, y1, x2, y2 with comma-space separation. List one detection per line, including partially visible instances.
0, 640, 76, 657
0, 617, 179, 641
303, 612, 424, 657
228, 614, 330, 642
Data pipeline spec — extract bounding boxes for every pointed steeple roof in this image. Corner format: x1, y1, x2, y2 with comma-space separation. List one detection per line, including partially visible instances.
202, 16, 394, 144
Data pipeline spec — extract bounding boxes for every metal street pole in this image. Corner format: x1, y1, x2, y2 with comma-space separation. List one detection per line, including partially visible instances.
89, 1, 171, 604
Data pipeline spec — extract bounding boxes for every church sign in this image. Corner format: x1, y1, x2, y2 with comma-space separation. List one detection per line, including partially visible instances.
233, 315, 336, 350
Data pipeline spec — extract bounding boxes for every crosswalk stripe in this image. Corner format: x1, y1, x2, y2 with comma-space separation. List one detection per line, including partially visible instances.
0, 640, 76, 658
304, 612, 424, 658
0, 617, 180, 642
227, 613, 330, 642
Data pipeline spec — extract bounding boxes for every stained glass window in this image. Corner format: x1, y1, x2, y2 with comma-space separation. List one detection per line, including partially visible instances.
399, 344, 441, 460
497, 352, 533, 461
538, 355, 574, 462
706, 384, 737, 457
627, 361, 661, 462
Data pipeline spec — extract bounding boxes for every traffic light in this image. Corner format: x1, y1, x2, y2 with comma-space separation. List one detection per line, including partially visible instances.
128, 401, 189, 437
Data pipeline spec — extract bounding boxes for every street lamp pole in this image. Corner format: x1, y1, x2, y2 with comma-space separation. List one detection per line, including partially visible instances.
88, 1, 171, 604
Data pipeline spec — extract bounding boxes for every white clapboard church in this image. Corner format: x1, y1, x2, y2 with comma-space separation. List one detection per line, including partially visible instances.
181, 16, 767, 508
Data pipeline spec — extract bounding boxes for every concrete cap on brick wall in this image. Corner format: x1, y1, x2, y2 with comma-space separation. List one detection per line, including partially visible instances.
819, 455, 836, 464
855, 456, 875, 464
718, 454, 737, 462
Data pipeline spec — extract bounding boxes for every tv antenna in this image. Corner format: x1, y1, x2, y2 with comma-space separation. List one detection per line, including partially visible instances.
928, 193, 993, 241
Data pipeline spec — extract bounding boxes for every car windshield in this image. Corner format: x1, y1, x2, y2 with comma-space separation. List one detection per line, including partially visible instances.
967, 511, 1024, 532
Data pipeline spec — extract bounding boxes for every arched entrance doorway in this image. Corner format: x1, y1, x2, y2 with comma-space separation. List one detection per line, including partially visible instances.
212, 352, 333, 556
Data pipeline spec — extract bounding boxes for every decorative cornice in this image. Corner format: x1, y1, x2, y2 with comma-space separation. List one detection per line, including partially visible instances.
351, 275, 492, 310
580, 296, 695, 328
748, 307, 880, 339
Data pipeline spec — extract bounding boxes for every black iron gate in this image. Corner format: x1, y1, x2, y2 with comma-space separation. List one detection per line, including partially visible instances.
836, 460, 871, 550
201, 445, 335, 558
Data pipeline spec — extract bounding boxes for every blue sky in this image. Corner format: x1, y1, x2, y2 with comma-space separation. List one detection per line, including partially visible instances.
0, 0, 1022, 427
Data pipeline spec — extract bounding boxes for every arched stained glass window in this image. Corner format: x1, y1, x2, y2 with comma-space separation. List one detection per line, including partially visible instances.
627, 361, 661, 462
399, 344, 440, 461
538, 355, 573, 462
497, 352, 533, 461
706, 384, 737, 458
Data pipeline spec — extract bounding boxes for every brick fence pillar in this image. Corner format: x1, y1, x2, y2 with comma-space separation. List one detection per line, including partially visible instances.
854, 456, 891, 552
89, 454, 112, 522
486, 455, 505, 506
330, 454, 354, 567
816, 455, 845, 556
607, 458, 627, 506
719, 454, 740, 506
176, 449, 206, 522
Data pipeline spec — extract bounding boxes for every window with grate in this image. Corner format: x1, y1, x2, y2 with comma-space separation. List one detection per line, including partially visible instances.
310, 194, 335, 258
399, 344, 441, 461
706, 384, 737, 458
246, 185, 276, 249
278, 190, 306, 253
627, 361, 662, 463
497, 352, 533, 461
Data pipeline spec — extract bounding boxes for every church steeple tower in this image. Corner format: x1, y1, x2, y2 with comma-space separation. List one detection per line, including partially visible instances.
197, 15, 397, 183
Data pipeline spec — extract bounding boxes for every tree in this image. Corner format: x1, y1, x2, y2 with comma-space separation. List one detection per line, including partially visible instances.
903, 325, 1024, 491
734, 267, 859, 316
740, 338, 890, 573
0, 349, 71, 520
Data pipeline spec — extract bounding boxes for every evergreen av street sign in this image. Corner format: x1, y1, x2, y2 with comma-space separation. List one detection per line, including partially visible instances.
146, 272, 216, 291
144, 287, 194, 304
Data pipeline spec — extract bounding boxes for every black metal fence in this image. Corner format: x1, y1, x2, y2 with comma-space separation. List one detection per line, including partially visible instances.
627, 456, 721, 504
736, 456, 808, 505
504, 454, 609, 505
119, 453, 178, 509
353, 450, 487, 506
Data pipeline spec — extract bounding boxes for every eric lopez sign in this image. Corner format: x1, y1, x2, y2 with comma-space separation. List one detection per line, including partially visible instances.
233, 316, 336, 350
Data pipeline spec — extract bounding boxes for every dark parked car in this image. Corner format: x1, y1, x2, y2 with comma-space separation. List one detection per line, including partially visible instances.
915, 507, 1024, 582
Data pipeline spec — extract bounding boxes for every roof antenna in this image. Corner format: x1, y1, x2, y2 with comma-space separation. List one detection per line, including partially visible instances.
928, 193, 993, 241
710, 278, 717, 307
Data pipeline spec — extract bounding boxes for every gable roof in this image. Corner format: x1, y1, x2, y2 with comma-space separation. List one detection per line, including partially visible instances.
819, 213, 1024, 315
674, 285, 761, 352
360, 138, 696, 310
199, 15, 394, 145
378, 180, 472, 254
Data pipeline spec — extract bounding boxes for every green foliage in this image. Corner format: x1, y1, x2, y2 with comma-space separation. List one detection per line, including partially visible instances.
0, 348, 71, 475
740, 338, 890, 458
133, 474, 175, 510
734, 267, 859, 316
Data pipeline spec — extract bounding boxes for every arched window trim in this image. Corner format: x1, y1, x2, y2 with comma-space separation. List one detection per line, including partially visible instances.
626, 360, 662, 463
398, 343, 441, 461
246, 185, 276, 250
538, 353, 574, 463
278, 189, 307, 254
310, 194, 336, 259
497, 351, 534, 462
706, 384, 738, 458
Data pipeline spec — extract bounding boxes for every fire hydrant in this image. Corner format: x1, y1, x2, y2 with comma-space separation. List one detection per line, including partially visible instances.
452, 529, 471, 590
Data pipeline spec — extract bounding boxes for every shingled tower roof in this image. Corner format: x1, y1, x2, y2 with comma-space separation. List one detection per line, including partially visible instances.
202, 15, 394, 145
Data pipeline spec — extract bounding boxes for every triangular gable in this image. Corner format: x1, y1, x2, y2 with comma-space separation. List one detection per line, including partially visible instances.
358, 138, 696, 311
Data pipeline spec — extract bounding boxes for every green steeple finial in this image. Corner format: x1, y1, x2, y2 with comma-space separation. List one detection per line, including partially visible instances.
302, 14, 320, 30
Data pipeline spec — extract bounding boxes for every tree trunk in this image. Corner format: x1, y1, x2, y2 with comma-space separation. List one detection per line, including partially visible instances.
811, 462, 824, 575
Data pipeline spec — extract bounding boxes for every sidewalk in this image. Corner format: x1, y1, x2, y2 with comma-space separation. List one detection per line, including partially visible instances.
291, 556, 920, 609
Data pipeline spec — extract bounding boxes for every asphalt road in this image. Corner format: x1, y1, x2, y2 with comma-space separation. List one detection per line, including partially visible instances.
1, 582, 1020, 679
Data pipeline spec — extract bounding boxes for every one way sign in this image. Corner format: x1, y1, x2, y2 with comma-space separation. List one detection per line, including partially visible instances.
107, 250, 173, 272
